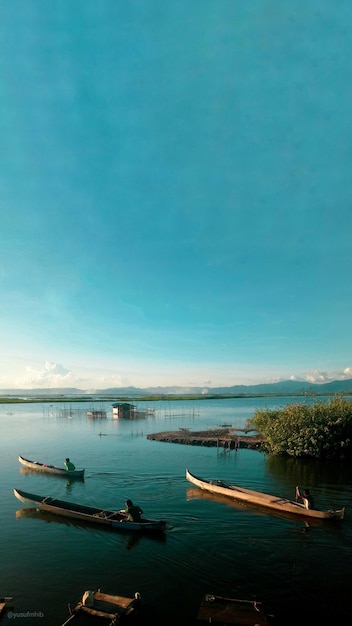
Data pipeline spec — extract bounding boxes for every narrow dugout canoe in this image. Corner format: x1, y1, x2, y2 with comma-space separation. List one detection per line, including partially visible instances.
14, 488, 167, 532
186, 487, 329, 527
61, 589, 140, 626
186, 469, 345, 521
18, 455, 85, 479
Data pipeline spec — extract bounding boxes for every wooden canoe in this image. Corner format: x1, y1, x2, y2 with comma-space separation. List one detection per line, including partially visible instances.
196, 594, 269, 625
18, 455, 85, 479
186, 469, 345, 521
61, 589, 140, 625
186, 487, 329, 527
14, 488, 167, 532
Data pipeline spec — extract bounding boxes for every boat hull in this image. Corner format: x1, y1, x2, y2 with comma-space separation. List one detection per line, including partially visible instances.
14, 488, 166, 532
18, 455, 85, 479
186, 469, 345, 520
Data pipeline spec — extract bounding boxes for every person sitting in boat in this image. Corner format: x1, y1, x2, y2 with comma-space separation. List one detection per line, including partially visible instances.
122, 499, 143, 522
296, 486, 315, 509
64, 458, 76, 471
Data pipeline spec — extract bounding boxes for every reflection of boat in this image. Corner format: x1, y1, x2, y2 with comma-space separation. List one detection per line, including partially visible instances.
19, 468, 82, 485
14, 488, 167, 533
186, 469, 345, 521
15, 508, 166, 548
195, 594, 269, 625
61, 589, 140, 626
186, 488, 323, 527
18, 455, 85, 479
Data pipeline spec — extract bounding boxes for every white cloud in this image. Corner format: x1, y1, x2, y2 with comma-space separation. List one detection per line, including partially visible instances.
23, 362, 75, 388
289, 368, 352, 384
305, 370, 331, 383
343, 367, 352, 379
93, 374, 131, 389
1, 361, 352, 391
0, 361, 135, 390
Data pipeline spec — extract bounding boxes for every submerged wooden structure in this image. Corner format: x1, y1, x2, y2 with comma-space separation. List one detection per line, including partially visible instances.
195, 594, 270, 625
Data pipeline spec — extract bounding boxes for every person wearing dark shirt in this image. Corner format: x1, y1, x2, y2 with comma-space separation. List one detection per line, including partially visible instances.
296, 486, 315, 509
122, 499, 143, 522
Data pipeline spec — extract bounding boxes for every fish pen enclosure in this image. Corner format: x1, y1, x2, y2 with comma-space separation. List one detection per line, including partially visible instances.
42, 406, 87, 418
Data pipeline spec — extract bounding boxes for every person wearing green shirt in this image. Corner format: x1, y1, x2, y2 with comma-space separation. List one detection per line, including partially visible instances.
64, 458, 76, 471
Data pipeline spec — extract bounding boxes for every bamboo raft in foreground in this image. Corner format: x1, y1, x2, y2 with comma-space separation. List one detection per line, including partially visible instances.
61, 589, 140, 625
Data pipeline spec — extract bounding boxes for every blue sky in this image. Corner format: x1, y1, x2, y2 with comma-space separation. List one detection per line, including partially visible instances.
1, 1, 351, 390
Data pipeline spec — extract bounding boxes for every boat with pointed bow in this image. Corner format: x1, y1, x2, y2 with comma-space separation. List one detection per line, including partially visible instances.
186, 469, 345, 520
18, 455, 85, 479
14, 488, 167, 533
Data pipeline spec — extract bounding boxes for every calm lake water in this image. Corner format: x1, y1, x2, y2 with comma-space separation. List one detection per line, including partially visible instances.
1, 396, 352, 625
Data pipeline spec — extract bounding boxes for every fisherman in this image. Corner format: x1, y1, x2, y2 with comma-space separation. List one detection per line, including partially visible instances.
121, 499, 143, 522
296, 486, 315, 509
64, 458, 76, 471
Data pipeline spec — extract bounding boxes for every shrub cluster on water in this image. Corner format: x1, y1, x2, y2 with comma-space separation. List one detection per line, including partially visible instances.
249, 396, 352, 459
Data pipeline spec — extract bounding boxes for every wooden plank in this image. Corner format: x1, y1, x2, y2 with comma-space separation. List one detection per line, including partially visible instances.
93, 591, 134, 609
79, 605, 116, 619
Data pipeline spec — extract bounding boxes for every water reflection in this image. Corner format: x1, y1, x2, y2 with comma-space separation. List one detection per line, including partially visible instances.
4, 397, 352, 625
15, 508, 166, 549
19, 467, 84, 483
185, 487, 335, 529
265, 455, 350, 513
266, 454, 352, 486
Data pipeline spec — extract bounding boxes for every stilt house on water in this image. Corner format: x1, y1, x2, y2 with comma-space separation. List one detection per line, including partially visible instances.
112, 403, 136, 419
112, 403, 155, 419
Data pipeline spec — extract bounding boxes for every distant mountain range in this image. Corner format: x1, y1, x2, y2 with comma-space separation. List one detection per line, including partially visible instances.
1, 379, 352, 397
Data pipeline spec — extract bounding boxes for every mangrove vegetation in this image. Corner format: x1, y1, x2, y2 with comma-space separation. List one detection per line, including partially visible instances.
249, 396, 352, 459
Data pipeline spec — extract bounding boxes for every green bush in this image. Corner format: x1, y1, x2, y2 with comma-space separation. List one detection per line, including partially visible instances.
249, 396, 352, 459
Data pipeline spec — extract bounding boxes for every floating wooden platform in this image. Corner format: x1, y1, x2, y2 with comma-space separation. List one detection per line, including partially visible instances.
147, 428, 264, 450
